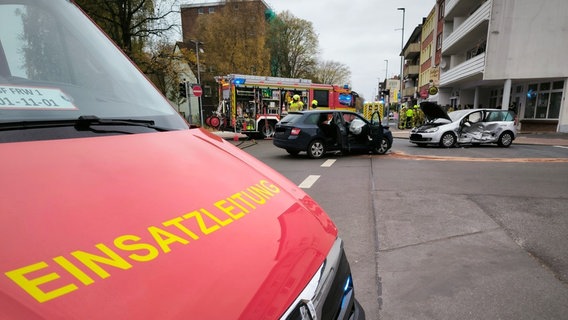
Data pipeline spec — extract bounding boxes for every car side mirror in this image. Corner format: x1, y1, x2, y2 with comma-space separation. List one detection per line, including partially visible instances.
464, 121, 471, 127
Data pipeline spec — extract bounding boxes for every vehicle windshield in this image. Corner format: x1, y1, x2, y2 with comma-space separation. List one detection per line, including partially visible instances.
0, 0, 188, 138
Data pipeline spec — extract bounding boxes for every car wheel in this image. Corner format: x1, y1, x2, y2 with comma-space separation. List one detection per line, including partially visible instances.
286, 149, 300, 156
307, 140, 326, 159
372, 137, 390, 155
439, 132, 456, 147
260, 122, 275, 138
497, 131, 513, 147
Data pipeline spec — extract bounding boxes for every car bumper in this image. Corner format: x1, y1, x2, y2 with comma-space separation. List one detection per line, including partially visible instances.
273, 135, 307, 151
409, 133, 435, 143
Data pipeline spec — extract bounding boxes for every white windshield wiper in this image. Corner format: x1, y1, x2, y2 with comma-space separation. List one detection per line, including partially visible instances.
0, 115, 173, 132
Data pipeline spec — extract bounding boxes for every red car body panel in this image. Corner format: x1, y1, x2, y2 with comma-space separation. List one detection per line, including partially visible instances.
0, 129, 337, 319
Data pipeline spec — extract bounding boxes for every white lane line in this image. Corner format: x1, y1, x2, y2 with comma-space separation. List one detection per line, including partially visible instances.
553, 146, 568, 149
299, 175, 320, 189
321, 159, 336, 167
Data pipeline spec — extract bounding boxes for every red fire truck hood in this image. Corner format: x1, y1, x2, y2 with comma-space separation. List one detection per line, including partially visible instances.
0, 129, 338, 319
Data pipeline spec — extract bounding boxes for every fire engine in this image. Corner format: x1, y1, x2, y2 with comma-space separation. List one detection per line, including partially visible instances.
207, 74, 359, 138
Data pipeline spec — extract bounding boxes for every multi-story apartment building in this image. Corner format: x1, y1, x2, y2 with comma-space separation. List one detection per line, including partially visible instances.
418, 8, 439, 104
438, 0, 568, 132
401, 24, 422, 105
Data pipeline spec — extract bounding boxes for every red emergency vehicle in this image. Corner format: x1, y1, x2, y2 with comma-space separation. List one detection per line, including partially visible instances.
207, 74, 359, 138
0, 1, 364, 319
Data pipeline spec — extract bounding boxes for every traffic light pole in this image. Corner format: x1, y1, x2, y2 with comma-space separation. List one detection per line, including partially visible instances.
180, 80, 191, 124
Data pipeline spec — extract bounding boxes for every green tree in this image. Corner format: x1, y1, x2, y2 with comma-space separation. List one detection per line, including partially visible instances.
194, 0, 270, 76
267, 11, 318, 79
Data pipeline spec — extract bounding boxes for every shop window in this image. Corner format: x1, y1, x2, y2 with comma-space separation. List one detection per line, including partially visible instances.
489, 88, 503, 108
524, 81, 564, 119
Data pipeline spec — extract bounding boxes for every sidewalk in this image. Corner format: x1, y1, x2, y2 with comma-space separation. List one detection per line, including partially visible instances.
390, 127, 568, 146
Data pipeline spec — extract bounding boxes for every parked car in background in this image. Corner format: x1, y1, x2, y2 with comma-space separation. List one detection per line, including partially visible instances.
0, 1, 365, 319
273, 110, 393, 158
410, 102, 517, 148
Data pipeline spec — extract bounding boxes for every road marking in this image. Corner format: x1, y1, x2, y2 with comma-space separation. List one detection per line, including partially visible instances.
554, 146, 568, 149
388, 151, 568, 163
321, 159, 336, 167
299, 175, 320, 189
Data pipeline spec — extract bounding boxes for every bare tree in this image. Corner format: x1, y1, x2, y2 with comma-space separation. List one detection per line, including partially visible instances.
74, 0, 179, 58
314, 60, 351, 85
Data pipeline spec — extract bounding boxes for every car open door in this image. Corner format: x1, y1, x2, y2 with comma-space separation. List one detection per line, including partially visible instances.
369, 111, 384, 144
334, 112, 349, 149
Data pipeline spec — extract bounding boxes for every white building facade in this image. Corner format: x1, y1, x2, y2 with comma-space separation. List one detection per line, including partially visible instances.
438, 0, 568, 132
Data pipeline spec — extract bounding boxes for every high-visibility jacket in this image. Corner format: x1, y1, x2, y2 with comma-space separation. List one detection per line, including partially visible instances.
289, 100, 304, 112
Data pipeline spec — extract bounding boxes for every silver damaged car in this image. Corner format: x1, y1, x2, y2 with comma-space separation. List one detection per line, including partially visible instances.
410, 102, 517, 148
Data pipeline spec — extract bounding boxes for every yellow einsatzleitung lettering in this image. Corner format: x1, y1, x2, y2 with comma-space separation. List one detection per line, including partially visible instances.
4, 179, 283, 303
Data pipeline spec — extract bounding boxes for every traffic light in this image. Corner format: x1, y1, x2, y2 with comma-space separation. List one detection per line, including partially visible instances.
179, 81, 187, 98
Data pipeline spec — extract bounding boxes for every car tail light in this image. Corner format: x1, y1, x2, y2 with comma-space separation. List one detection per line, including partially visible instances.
291, 128, 301, 136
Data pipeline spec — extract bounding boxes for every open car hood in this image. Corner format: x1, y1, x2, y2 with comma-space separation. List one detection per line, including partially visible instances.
420, 101, 452, 122
0, 129, 337, 319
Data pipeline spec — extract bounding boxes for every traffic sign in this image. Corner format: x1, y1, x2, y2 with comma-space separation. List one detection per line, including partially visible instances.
192, 85, 202, 97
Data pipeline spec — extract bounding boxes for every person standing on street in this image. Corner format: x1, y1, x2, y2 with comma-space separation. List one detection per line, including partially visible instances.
289, 94, 304, 112
405, 105, 414, 128
399, 105, 407, 129
311, 99, 318, 109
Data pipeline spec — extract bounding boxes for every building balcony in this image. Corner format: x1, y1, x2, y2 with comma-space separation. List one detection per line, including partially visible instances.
440, 52, 485, 86
404, 64, 420, 77
403, 86, 417, 98
403, 43, 421, 59
443, 0, 490, 55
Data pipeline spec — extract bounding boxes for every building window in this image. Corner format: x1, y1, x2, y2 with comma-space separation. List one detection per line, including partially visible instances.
436, 33, 443, 50
204, 85, 212, 97
489, 89, 503, 108
438, 1, 445, 20
524, 80, 564, 119
197, 8, 204, 14
208, 7, 215, 13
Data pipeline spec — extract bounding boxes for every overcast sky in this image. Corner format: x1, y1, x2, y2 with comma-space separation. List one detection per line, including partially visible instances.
267, 0, 436, 101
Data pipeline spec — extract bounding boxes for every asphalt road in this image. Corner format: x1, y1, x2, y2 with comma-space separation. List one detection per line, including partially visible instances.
235, 137, 568, 320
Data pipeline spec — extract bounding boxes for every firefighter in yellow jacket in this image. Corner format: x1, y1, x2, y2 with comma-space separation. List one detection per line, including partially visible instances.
289, 94, 304, 112
405, 106, 414, 128
398, 106, 407, 129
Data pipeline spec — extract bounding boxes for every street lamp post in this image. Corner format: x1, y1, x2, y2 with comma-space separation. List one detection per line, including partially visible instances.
397, 7, 405, 107
384, 59, 388, 81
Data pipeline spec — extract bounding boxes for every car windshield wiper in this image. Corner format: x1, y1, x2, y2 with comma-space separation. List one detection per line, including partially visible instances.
0, 115, 172, 132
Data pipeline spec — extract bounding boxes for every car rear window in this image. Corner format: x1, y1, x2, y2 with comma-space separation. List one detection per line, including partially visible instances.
486, 111, 515, 122
279, 113, 304, 124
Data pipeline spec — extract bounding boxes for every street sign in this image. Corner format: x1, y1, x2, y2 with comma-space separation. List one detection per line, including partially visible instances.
192, 85, 202, 97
